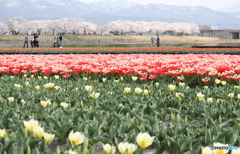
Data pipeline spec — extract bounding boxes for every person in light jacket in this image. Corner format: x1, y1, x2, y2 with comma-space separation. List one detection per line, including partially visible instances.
23, 34, 28, 48
53, 35, 59, 48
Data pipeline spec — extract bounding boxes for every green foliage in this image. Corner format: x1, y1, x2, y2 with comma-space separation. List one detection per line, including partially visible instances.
0, 75, 239, 153
0, 48, 240, 54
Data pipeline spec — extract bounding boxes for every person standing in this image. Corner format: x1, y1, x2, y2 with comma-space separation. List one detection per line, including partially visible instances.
59, 34, 63, 48
156, 35, 160, 47
53, 35, 59, 48
23, 34, 28, 48
30, 34, 34, 48
151, 37, 155, 47
33, 33, 39, 48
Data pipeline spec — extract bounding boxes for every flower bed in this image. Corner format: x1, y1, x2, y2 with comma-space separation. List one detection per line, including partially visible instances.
0, 47, 240, 54
0, 53, 240, 153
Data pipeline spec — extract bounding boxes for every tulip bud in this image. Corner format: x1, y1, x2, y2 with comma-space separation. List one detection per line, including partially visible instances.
33, 126, 44, 139
43, 133, 55, 145
170, 113, 175, 122
218, 115, 222, 124
27, 145, 31, 154
83, 137, 89, 150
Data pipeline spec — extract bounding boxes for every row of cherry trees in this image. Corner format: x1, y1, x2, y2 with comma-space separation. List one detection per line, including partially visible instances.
0, 17, 200, 36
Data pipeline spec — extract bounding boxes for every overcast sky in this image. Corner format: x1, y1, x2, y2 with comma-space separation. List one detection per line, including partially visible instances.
79, 0, 238, 10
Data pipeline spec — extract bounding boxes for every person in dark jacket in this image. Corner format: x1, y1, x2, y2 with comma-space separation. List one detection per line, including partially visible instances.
33, 33, 39, 48
156, 35, 160, 47
59, 34, 63, 48
30, 33, 34, 48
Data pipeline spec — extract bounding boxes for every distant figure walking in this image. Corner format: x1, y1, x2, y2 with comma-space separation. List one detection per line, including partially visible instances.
156, 35, 160, 47
59, 34, 62, 48
53, 35, 59, 48
23, 34, 28, 48
151, 37, 155, 47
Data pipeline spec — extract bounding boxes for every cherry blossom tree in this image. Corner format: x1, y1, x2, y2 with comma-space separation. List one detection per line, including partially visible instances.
4, 17, 27, 35
0, 22, 8, 35
0, 17, 200, 36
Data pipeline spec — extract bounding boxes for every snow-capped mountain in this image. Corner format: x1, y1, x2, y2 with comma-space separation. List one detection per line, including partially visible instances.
1, 0, 240, 28
217, 0, 240, 19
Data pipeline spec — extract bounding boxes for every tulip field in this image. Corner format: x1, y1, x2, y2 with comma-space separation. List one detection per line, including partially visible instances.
0, 51, 240, 154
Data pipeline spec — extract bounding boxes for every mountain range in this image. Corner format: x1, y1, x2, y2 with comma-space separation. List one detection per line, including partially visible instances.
1, 0, 240, 28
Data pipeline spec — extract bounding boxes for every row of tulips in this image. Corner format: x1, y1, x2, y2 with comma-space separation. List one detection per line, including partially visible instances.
0, 74, 240, 153
0, 48, 240, 54
0, 119, 154, 154
0, 54, 240, 85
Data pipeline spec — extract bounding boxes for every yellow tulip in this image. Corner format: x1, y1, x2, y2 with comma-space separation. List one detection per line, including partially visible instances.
238, 94, 240, 99
43, 76, 48, 79
168, 84, 176, 91
68, 131, 85, 145
33, 126, 44, 139
23, 119, 39, 133
60, 102, 69, 108
179, 82, 185, 87
102, 78, 107, 82
83, 77, 88, 81
143, 89, 149, 95
103, 144, 112, 154
221, 81, 226, 86
201, 146, 213, 154
85, 85, 93, 93
123, 88, 131, 94
213, 143, 229, 154
40, 100, 51, 108
197, 92, 204, 99
43, 82, 55, 88
90, 92, 100, 100
35, 85, 40, 90
54, 86, 61, 90
8, 97, 14, 103
136, 132, 155, 149
14, 84, 21, 88
127, 143, 137, 154
54, 75, 59, 80
231, 148, 240, 154
135, 87, 142, 94
0, 129, 6, 138
234, 86, 240, 89
20, 99, 26, 105
228, 93, 234, 98
25, 82, 30, 87
215, 79, 221, 84
204, 86, 208, 90
43, 133, 55, 145
175, 93, 184, 99
118, 142, 128, 154
103, 144, 116, 154
207, 98, 213, 103
132, 76, 138, 81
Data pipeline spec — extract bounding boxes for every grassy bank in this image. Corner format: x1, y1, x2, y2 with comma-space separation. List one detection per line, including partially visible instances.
0, 35, 222, 42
